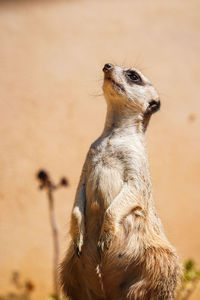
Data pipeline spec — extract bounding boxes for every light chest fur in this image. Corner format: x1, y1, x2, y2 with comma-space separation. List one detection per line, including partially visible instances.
86, 128, 151, 224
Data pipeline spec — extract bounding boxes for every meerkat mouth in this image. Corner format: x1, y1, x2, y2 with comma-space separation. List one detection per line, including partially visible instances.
105, 76, 125, 93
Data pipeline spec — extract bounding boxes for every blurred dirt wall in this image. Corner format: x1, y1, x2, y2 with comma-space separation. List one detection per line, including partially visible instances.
0, 0, 200, 299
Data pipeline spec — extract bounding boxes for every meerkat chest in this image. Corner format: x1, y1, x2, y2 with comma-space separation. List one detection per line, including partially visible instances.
86, 146, 123, 209
88, 135, 146, 174
85, 136, 144, 209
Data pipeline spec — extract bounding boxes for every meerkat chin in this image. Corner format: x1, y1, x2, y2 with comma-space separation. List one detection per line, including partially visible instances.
60, 63, 181, 300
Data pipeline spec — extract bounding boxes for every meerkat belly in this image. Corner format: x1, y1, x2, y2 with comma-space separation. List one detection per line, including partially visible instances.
79, 160, 125, 292
85, 158, 123, 236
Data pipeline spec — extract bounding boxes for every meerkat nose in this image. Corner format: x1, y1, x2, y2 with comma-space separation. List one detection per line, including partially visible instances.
103, 63, 113, 72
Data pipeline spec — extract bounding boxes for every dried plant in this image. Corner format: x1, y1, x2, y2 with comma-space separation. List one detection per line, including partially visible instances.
0, 271, 34, 300
37, 170, 69, 300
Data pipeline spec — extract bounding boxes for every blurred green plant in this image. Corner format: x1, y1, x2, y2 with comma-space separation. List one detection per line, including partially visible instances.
177, 259, 200, 299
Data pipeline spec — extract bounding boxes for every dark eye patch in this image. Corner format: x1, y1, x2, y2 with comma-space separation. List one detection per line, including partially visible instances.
125, 70, 143, 85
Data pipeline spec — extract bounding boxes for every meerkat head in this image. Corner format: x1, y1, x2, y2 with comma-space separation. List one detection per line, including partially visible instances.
102, 63, 160, 130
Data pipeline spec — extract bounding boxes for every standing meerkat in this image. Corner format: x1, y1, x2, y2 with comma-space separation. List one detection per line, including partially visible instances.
60, 63, 181, 300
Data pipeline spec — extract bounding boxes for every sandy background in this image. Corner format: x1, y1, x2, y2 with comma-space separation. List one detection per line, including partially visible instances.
0, 0, 200, 298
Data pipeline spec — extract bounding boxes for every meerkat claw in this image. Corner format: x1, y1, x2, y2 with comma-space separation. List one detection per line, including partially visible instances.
97, 240, 104, 253
73, 240, 82, 258
75, 246, 81, 258
97, 232, 112, 253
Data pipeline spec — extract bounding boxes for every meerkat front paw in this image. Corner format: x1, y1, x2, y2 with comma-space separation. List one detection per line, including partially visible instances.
73, 234, 83, 258
97, 213, 118, 253
97, 230, 113, 253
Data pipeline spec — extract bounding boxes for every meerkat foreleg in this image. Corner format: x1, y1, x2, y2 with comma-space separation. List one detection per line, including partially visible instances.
70, 182, 86, 257
98, 182, 142, 252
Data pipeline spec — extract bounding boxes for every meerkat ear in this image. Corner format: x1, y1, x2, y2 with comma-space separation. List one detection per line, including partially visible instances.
145, 100, 161, 115
143, 100, 161, 131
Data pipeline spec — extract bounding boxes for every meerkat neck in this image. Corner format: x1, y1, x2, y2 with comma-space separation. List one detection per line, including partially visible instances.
102, 103, 153, 202
102, 102, 144, 136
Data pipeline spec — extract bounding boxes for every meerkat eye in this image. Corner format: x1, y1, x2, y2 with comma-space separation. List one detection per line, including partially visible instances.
126, 70, 142, 84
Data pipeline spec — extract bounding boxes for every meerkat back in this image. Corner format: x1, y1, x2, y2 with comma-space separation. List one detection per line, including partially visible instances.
60, 63, 181, 300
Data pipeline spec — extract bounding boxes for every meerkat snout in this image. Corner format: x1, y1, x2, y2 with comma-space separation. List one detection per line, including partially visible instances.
103, 64, 160, 121
103, 63, 113, 72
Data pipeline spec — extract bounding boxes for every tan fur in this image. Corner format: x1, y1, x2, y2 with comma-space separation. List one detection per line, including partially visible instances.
60, 64, 181, 299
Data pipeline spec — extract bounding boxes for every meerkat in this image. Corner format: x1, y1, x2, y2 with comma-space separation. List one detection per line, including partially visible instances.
60, 63, 181, 300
